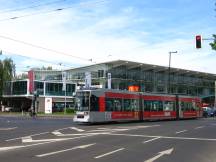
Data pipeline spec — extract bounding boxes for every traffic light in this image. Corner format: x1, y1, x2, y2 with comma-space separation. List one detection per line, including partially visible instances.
196, 35, 202, 48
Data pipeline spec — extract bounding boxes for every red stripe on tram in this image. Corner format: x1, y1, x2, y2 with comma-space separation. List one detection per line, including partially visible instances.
99, 97, 105, 112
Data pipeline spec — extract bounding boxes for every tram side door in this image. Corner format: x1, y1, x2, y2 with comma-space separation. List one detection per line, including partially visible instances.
139, 94, 143, 121
176, 95, 180, 120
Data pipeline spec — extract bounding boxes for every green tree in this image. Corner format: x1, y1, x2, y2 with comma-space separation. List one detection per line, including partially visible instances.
0, 58, 15, 97
210, 34, 216, 50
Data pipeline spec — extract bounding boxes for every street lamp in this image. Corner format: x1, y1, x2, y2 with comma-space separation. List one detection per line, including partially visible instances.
168, 51, 178, 94
59, 63, 67, 114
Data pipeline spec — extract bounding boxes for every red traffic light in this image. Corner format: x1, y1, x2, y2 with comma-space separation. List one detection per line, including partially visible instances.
196, 35, 202, 48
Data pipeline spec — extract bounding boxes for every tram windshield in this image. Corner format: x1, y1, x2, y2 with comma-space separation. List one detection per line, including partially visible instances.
75, 91, 90, 111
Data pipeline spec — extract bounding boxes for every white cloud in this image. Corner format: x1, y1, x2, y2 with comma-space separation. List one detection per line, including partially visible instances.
0, 0, 215, 74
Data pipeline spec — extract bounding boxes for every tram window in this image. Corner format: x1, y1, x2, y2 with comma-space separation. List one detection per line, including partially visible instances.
144, 100, 151, 111
105, 98, 122, 111
131, 99, 139, 111
181, 102, 191, 111
187, 102, 194, 111
123, 99, 131, 111
157, 101, 163, 111
180, 102, 186, 111
105, 98, 113, 111
90, 95, 99, 111
151, 101, 163, 111
76, 91, 90, 111
113, 99, 122, 111
193, 102, 199, 111
191, 102, 196, 111
164, 101, 175, 111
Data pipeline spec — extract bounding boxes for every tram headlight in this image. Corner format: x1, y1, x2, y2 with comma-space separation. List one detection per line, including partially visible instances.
84, 112, 89, 115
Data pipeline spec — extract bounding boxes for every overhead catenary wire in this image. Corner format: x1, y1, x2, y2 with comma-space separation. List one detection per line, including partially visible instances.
0, 0, 109, 22
0, 0, 68, 14
0, 35, 95, 63
1, 50, 73, 69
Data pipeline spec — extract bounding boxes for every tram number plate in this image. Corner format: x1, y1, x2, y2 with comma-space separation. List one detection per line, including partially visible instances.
164, 112, 171, 116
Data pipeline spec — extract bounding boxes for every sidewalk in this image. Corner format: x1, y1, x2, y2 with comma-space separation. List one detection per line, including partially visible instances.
0, 112, 74, 119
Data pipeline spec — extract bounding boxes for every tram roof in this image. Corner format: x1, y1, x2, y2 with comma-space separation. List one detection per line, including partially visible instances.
66, 60, 216, 80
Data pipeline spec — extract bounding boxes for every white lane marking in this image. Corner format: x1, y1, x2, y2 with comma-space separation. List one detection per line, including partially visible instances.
97, 128, 112, 130
90, 125, 160, 133
55, 127, 73, 131
144, 148, 174, 162
175, 130, 187, 134
0, 127, 17, 131
1, 135, 94, 152
87, 129, 111, 132
22, 136, 32, 143
52, 132, 111, 137
88, 128, 129, 133
52, 131, 63, 136
36, 143, 96, 157
94, 148, 125, 159
21, 136, 69, 143
143, 137, 161, 144
0, 142, 50, 151
194, 126, 204, 129
107, 133, 216, 141
6, 132, 49, 141
70, 127, 85, 132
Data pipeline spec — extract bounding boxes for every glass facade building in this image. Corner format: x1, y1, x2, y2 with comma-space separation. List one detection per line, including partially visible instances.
66, 60, 216, 98
2, 60, 216, 112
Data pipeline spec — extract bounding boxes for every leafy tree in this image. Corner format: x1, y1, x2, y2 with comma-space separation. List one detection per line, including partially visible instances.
210, 34, 216, 50
0, 58, 15, 97
0, 61, 3, 97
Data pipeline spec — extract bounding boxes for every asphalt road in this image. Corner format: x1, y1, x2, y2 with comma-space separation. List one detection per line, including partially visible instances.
0, 116, 216, 162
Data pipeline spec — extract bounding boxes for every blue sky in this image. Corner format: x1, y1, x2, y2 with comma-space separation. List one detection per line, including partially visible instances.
0, 0, 215, 73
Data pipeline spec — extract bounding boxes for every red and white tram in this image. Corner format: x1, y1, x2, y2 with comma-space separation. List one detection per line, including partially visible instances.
73, 89, 202, 123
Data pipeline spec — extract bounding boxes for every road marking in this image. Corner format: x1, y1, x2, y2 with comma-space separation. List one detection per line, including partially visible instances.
87, 129, 112, 132
0, 127, 17, 131
89, 125, 160, 133
175, 130, 187, 134
143, 137, 161, 144
94, 148, 125, 159
97, 128, 112, 130
55, 127, 73, 131
22, 136, 69, 143
1, 135, 94, 152
6, 132, 49, 141
194, 126, 204, 129
108, 133, 216, 141
144, 148, 174, 162
89, 128, 129, 132
22, 136, 32, 143
51, 132, 111, 137
0, 142, 50, 151
70, 127, 85, 132
36, 143, 96, 157
52, 131, 63, 136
